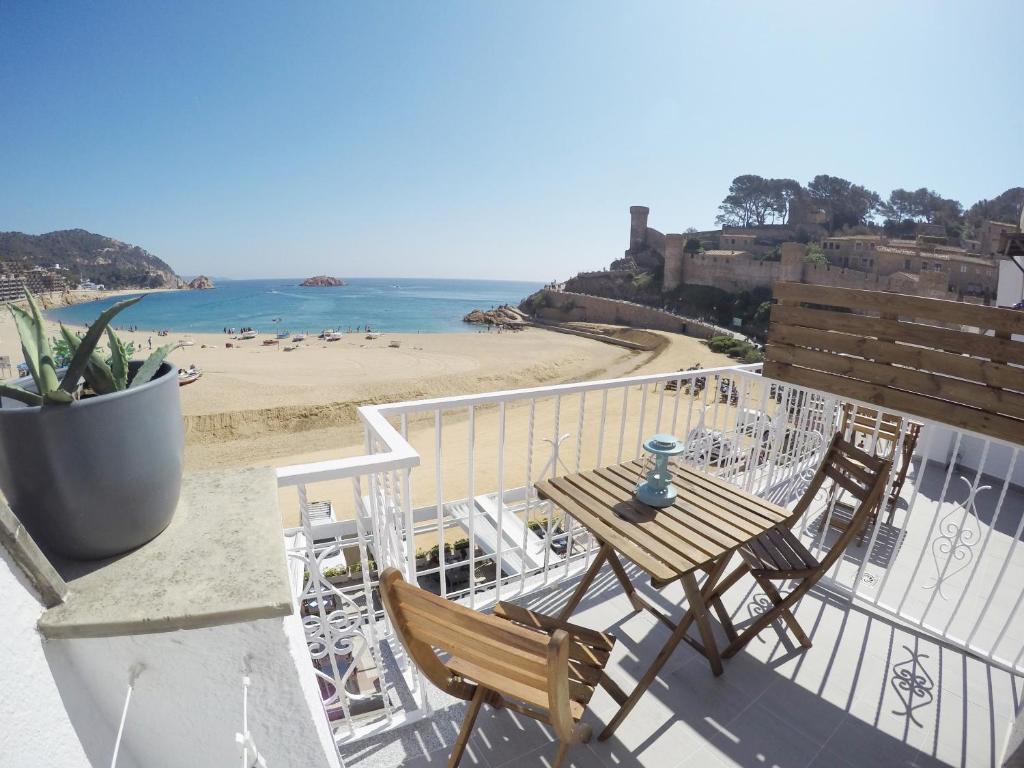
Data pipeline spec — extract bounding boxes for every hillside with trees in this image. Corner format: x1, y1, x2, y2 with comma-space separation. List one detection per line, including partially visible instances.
0, 229, 182, 288
713, 175, 1022, 241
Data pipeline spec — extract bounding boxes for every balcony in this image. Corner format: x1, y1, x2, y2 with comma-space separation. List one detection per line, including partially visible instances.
277, 363, 1024, 767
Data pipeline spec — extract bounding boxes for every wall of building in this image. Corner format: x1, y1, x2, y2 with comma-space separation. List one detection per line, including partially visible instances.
0, 546, 92, 768
44, 614, 342, 768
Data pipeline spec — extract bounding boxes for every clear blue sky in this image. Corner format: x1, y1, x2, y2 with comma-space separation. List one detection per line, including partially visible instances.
1, 1, 1021, 281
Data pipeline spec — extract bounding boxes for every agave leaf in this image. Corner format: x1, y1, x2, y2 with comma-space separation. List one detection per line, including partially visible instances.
24, 290, 61, 396
43, 389, 74, 405
61, 325, 115, 395
106, 327, 129, 390
9, 304, 42, 392
128, 342, 178, 389
60, 295, 143, 394
0, 382, 43, 406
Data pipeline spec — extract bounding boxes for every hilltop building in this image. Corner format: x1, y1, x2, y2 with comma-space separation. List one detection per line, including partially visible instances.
627, 205, 1003, 300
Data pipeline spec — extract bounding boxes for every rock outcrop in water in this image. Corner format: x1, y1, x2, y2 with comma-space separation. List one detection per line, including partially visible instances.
300, 275, 346, 287
188, 275, 214, 289
462, 305, 526, 328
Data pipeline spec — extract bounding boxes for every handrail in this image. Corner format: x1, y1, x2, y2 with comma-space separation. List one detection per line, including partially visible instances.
374, 363, 763, 415
275, 364, 762, 485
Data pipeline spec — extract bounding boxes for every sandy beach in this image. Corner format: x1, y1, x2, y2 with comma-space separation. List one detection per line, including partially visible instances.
0, 288, 737, 527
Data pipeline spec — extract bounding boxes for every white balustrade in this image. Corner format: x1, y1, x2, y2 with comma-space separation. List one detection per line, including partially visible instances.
276, 361, 1024, 745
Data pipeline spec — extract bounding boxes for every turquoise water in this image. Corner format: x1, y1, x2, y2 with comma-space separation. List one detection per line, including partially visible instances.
49, 278, 541, 334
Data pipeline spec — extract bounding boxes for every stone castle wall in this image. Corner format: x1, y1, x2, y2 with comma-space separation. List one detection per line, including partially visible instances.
536, 291, 721, 339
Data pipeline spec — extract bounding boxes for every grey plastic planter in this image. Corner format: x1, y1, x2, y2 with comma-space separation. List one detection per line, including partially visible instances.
0, 362, 184, 560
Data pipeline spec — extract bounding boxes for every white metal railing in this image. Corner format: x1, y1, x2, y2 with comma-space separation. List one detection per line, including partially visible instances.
276, 362, 1024, 745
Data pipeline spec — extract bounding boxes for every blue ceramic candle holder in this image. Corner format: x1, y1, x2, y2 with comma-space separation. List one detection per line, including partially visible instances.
635, 433, 685, 508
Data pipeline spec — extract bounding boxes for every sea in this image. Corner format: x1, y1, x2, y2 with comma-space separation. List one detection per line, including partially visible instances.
48, 278, 543, 334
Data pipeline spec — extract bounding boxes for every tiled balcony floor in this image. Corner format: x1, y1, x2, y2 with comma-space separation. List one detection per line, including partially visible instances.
340, 563, 1023, 768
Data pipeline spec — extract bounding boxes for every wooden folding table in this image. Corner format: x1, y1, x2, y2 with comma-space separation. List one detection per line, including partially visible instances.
536, 460, 791, 739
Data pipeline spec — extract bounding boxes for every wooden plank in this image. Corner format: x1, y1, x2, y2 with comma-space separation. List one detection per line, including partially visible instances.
764, 527, 817, 569
597, 464, 754, 544
536, 480, 681, 581
399, 600, 549, 674
762, 362, 1024, 445
591, 466, 750, 550
772, 323, 1024, 394
493, 602, 615, 651
663, 463, 789, 525
447, 657, 586, 718
825, 464, 869, 499
559, 473, 711, 568
603, 463, 768, 542
771, 306, 1024, 367
579, 470, 724, 558
772, 281, 1024, 336
768, 344, 1024, 421
674, 463, 791, 519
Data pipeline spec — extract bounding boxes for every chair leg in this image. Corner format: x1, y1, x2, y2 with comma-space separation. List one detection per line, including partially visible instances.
756, 576, 811, 648
722, 580, 811, 659
552, 741, 570, 768
449, 686, 487, 768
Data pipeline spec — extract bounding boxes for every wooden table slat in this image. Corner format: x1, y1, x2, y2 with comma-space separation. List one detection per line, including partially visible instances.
657, 460, 789, 518
594, 466, 752, 548
538, 462, 789, 579
535, 481, 681, 582
574, 472, 724, 561
614, 463, 787, 536
557, 474, 708, 570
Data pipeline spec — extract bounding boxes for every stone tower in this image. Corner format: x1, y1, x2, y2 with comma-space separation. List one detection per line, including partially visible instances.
629, 206, 650, 251
779, 242, 806, 283
663, 234, 684, 292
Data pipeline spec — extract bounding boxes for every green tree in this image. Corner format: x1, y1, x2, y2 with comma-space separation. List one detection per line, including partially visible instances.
806, 174, 881, 231
966, 187, 1024, 231
803, 244, 828, 266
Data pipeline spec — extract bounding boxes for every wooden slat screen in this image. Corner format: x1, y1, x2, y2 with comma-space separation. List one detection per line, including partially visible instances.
764, 282, 1024, 445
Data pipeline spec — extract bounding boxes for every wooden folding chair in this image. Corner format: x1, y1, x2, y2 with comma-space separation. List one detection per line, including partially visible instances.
379, 568, 621, 768
838, 404, 921, 538
707, 433, 892, 659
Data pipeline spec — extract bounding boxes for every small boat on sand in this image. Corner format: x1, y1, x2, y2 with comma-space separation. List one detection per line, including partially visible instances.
292, 334, 306, 342
276, 330, 290, 339
326, 332, 343, 342
365, 332, 380, 340
262, 338, 280, 346
241, 330, 257, 340
178, 366, 202, 386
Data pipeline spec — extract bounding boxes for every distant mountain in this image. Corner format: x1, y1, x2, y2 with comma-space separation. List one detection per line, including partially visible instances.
0, 229, 182, 289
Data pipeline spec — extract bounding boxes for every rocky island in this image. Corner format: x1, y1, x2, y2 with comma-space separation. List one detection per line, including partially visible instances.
300, 275, 346, 287
187, 275, 214, 289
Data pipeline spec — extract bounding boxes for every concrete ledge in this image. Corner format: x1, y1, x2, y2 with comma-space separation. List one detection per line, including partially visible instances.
39, 468, 292, 638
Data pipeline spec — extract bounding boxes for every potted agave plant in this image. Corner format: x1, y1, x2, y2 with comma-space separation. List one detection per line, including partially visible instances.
0, 290, 184, 560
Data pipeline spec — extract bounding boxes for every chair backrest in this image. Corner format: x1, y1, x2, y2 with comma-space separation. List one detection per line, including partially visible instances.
842, 403, 903, 446
379, 568, 577, 738
792, 433, 893, 566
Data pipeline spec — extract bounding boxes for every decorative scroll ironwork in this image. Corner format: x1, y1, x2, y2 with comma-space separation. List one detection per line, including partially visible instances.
925, 477, 989, 599
286, 484, 392, 739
